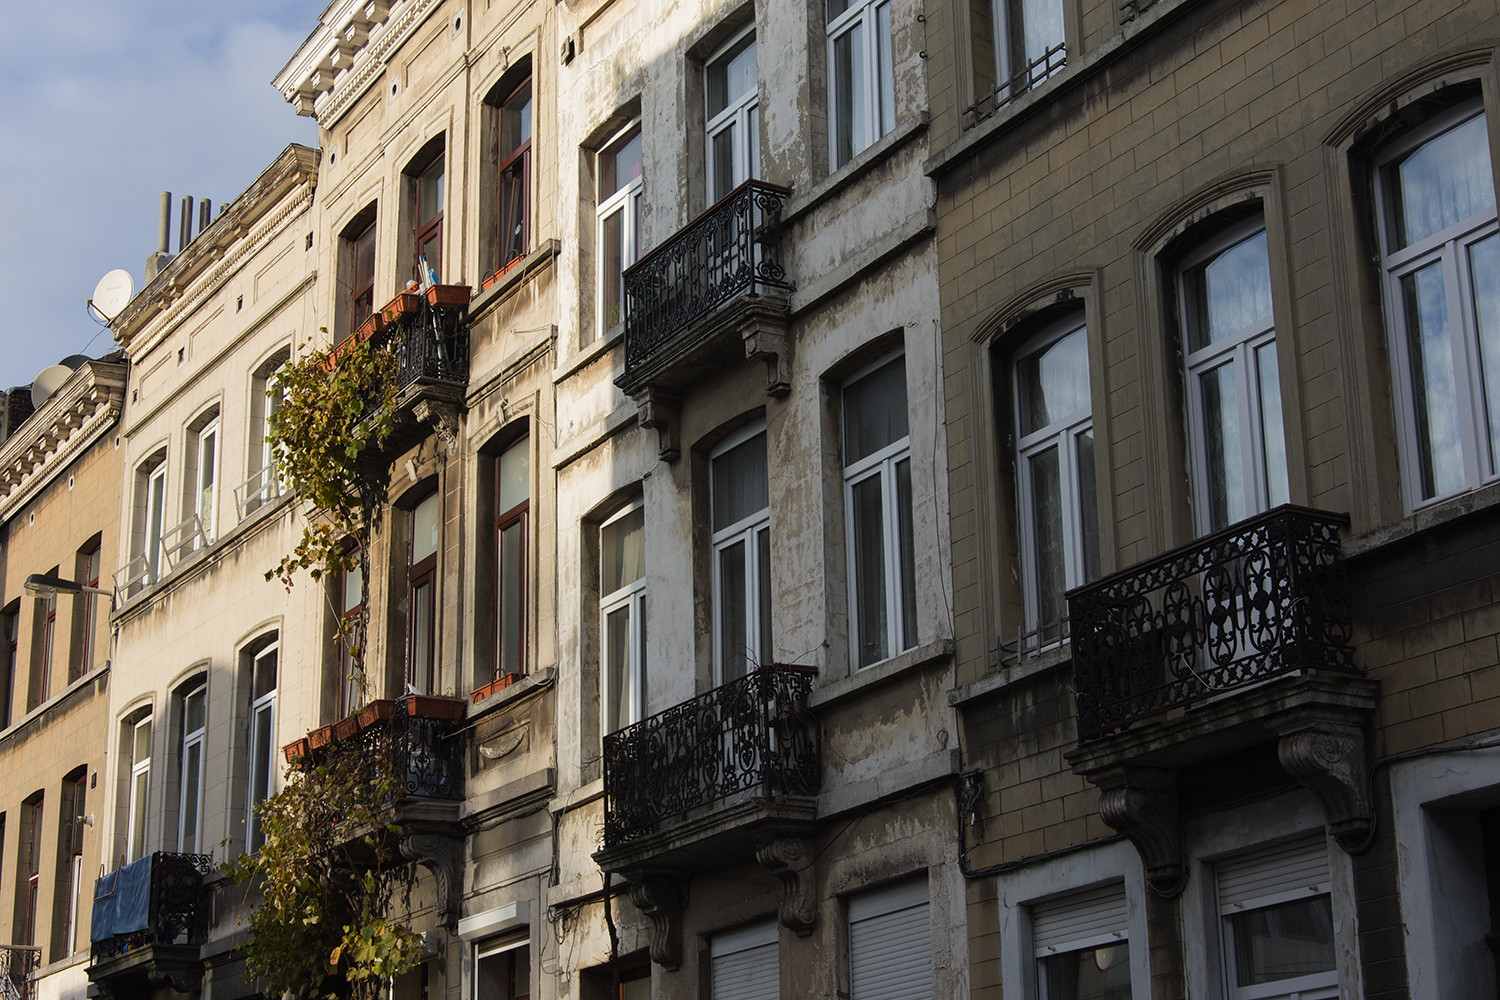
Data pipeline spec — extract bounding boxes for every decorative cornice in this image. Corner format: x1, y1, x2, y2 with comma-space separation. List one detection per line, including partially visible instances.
0, 362, 127, 524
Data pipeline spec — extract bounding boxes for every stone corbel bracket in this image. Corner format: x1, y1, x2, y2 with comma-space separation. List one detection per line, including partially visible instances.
1272, 720, 1372, 851
756, 835, 816, 935
742, 321, 791, 398
632, 387, 681, 462
399, 823, 465, 929
413, 398, 462, 452
1094, 766, 1183, 896
626, 874, 685, 971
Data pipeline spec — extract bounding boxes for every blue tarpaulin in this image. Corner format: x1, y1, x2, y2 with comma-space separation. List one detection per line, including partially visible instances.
90, 854, 154, 943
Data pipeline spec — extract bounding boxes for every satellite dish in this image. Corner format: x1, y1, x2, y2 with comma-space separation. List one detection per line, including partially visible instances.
90, 269, 134, 321
31, 365, 74, 408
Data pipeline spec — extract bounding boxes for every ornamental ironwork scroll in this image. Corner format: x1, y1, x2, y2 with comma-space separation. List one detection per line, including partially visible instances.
601, 664, 819, 847
1, 945, 39, 1000
90, 852, 214, 962
394, 299, 470, 390
622, 180, 793, 375
392, 696, 463, 800
1068, 505, 1356, 741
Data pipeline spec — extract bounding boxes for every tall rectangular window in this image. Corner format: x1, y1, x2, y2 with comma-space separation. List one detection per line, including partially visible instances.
849, 878, 931, 1000
1, 606, 16, 728
1013, 318, 1099, 639
145, 459, 167, 584
711, 919, 778, 1000
178, 683, 206, 854
987, 0, 1065, 102
1030, 882, 1130, 1000
1377, 103, 1500, 506
415, 154, 445, 281
241, 355, 288, 518
1216, 838, 1337, 999
844, 356, 917, 667
498, 78, 533, 274
58, 771, 86, 958
339, 560, 364, 718
707, 29, 759, 203
601, 505, 646, 734
712, 426, 772, 681
126, 715, 151, 861
597, 124, 643, 338
75, 544, 101, 680
350, 218, 377, 331
496, 437, 531, 679
409, 494, 440, 695
1179, 220, 1289, 533
827, 0, 894, 169
19, 795, 43, 947
246, 643, 277, 852
34, 580, 56, 707
476, 938, 530, 1000
192, 417, 220, 545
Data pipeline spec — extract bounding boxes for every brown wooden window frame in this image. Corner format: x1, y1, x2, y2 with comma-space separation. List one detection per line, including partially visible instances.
496, 75, 533, 279
350, 218, 377, 331
495, 438, 530, 680
414, 152, 445, 282
407, 499, 439, 696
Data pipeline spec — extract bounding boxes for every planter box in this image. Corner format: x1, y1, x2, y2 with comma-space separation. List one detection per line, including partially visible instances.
382, 292, 423, 325
482, 255, 526, 291
358, 698, 396, 730
333, 715, 361, 742
426, 283, 472, 308
404, 694, 466, 720
307, 724, 335, 749
282, 737, 310, 765
355, 311, 387, 343
470, 672, 519, 703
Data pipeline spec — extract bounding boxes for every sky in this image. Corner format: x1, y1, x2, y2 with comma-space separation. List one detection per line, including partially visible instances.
0, 0, 321, 390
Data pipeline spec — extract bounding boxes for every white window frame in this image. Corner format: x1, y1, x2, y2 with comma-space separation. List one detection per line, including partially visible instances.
597, 121, 644, 337
474, 935, 531, 1000
177, 682, 206, 854
1178, 216, 1289, 534
194, 418, 220, 546
706, 26, 760, 203
826, 0, 894, 169
1375, 101, 1500, 509
843, 352, 916, 669
1012, 316, 1097, 637
848, 877, 931, 1000
126, 714, 152, 862
246, 641, 278, 852
145, 460, 167, 582
1214, 838, 1338, 1000
600, 503, 647, 734
711, 422, 772, 683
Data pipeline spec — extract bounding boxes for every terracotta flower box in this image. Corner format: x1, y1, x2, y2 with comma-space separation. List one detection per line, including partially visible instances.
333, 715, 361, 742
357, 698, 396, 730
282, 737, 311, 765
404, 694, 466, 720
426, 283, 472, 308
382, 292, 423, 325
307, 724, 335, 749
355, 311, 387, 343
470, 672, 519, 703
481, 255, 526, 291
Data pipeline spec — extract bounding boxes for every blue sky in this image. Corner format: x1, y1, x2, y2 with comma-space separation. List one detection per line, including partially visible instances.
0, 1, 320, 390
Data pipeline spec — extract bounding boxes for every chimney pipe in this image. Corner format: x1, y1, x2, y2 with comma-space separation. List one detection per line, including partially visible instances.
179, 196, 194, 252
157, 192, 172, 254
198, 199, 211, 233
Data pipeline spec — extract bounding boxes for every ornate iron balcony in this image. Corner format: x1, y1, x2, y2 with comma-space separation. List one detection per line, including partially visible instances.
1, 945, 39, 1000
621, 180, 793, 379
1068, 506, 1357, 742
292, 695, 464, 802
392, 298, 469, 393
601, 664, 819, 847
89, 852, 213, 964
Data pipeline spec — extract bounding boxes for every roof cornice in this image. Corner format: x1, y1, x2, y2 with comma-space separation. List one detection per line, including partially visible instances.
0, 361, 127, 524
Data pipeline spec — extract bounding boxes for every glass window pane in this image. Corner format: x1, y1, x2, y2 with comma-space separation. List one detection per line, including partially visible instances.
185, 689, 205, 733
708, 36, 756, 118
719, 540, 749, 680
1230, 896, 1335, 987
713, 432, 769, 529
851, 474, 888, 667
1186, 230, 1273, 350
254, 648, 277, 698
249, 705, 273, 849
1392, 113, 1495, 249
827, 0, 852, 22
845, 358, 910, 462
412, 580, 432, 693
501, 84, 532, 157
343, 563, 363, 613
758, 527, 772, 665
419, 158, 444, 226
748, 104, 760, 180
133, 719, 153, 764
896, 457, 917, 651
832, 21, 866, 167
603, 507, 646, 595
711, 124, 737, 202
605, 605, 631, 733
1200, 361, 1245, 530
1020, 326, 1090, 435
1076, 429, 1101, 583
601, 131, 643, 201
877, 2, 894, 137
602, 207, 625, 329
130, 772, 148, 858
412, 494, 441, 563
181, 741, 201, 853
1468, 233, 1500, 474
1018, 0, 1065, 66
499, 436, 530, 511
1255, 342, 1290, 508
355, 225, 376, 286
1401, 261, 1464, 498
1040, 941, 1131, 1000
499, 522, 524, 673
1029, 446, 1066, 631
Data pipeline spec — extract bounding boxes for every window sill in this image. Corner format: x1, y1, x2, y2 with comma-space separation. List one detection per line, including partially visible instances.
468, 665, 556, 716
0, 661, 110, 748
554, 320, 626, 385
808, 637, 954, 711
468, 239, 561, 323
782, 112, 930, 227
549, 776, 605, 817
33, 949, 91, 980
1344, 479, 1500, 560
947, 641, 1072, 707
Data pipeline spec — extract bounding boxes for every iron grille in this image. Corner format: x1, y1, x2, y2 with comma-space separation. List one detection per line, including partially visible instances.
601, 664, 819, 847
1120, 0, 1161, 24
962, 42, 1067, 130
90, 852, 213, 963
392, 299, 470, 391
301, 698, 463, 802
1068, 505, 1356, 741
0, 946, 39, 1000
622, 180, 793, 376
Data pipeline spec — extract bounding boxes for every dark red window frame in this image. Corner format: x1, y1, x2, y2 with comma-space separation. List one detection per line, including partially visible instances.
496, 76, 533, 278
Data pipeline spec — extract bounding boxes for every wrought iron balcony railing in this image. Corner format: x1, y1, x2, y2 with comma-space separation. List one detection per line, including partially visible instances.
962, 42, 1067, 130
622, 180, 793, 378
392, 299, 469, 393
602, 664, 819, 847
290, 695, 464, 802
89, 852, 213, 963
1, 946, 39, 1000
1068, 506, 1357, 742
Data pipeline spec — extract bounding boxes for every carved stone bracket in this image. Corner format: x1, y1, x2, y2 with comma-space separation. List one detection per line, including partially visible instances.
626, 874, 684, 971
399, 825, 464, 929
632, 387, 681, 462
1093, 766, 1183, 895
412, 398, 461, 451
742, 322, 791, 397
1274, 723, 1372, 851
756, 835, 816, 935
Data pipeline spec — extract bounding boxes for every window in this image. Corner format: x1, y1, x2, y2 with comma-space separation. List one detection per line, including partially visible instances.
597, 124, 643, 337
712, 426, 772, 681
338, 559, 364, 718
190, 415, 220, 545
601, 505, 646, 734
409, 494, 440, 695
75, 543, 101, 680
1215, 838, 1337, 1000
18, 794, 42, 947
246, 642, 278, 852
143, 457, 168, 585
1013, 318, 1099, 638
126, 714, 151, 861
241, 352, 289, 517
178, 683, 206, 854
34, 576, 56, 706
496, 437, 530, 678
711, 919, 778, 1000
1, 606, 16, 728
415, 152, 446, 281
497, 77, 533, 275
57, 769, 86, 957
826, 0, 894, 169
1030, 882, 1131, 1000
844, 355, 917, 667
848, 878, 931, 1000
707, 29, 759, 202
349, 215, 377, 332
987, 0, 1065, 101
1178, 218, 1289, 533
1376, 103, 1500, 506
476, 938, 530, 1000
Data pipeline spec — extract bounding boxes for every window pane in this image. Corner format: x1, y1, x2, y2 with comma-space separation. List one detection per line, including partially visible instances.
603, 507, 646, 595
419, 159, 444, 226
845, 358, 910, 463
748, 104, 760, 180
851, 474, 888, 667
1019, 326, 1090, 435
711, 123, 737, 202
1401, 261, 1464, 498
713, 433, 769, 529
130, 772, 148, 858
1230, 896, 1335, 987
758, 527, 772, 666
413, 494, 441, 563
1199, 361, 1245, 530
199, 429, 217, 525
249, 704, 273, 849
255, 648, 278, 698
355, 225, 376, 287
1017, 0, 1065, 66
185, 688, 206, 733
1392, 113, 1495, 249
709, 35, 757, 118
601, 131, 643, 200
1469, 233, 1500, 474
499, 521, 524, 673
1186, 230, 1273, 350
602, 206, 625, 329
1029, 446, 1066, 630
499, 436, 530, 511
343, 563, 363, 613
896, 457, 917, 651
827, 0, 852, 22
605, 605, 631, 733
877, 2, 894, 137
411, 580, 432, 693
720, 540, 749, 680
134, 719, 153, 764
181, 741, 201, 853
832, 21, 866, 167
1076, 429, 1101, 583
1040, 941, 1131, 1000
1255, 342, 1290, 507
501, 84, 532, 157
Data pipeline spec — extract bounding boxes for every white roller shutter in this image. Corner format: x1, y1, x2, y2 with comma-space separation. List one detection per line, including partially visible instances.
1217, 835, 1329, 913
849, 878, 931, 1000
711, 919, 778, 1000
1031, 881, 1128, 956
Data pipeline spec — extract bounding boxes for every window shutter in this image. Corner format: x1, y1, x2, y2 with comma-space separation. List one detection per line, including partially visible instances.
711, 920, 778, 1000
1217, 835, 1330, 912
1031, 881, 1127, 956
849, 880, 931, 1000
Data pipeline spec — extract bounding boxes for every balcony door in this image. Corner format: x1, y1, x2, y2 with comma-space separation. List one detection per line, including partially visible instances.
707, 28, 759, 203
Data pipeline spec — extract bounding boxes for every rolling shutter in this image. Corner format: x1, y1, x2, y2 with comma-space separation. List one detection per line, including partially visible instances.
1217, 835, 1329, 913
711, 919, 778, 1000
849, 878, 931, 1000
1031, 881, 1127, 956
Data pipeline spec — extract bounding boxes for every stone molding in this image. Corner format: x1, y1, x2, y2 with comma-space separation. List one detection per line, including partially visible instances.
0, 362, 126, 523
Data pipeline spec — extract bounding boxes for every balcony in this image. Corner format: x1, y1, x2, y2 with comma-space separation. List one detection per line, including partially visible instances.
87, 852, 213, 996
1, 946, 39, 1000
615, 182, 793, 459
